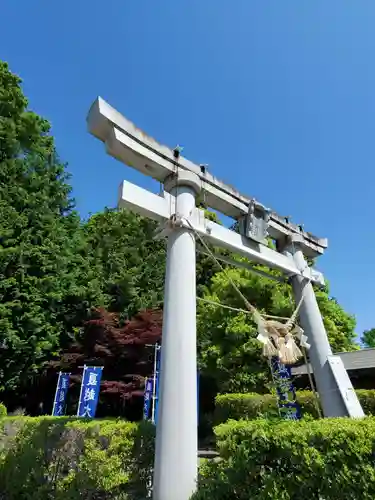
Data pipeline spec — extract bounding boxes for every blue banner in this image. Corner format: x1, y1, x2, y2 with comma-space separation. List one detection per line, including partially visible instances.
143, 378, 153, 420
52, 372, 70, 416
77, 366, 103, 418
197, 371, 200, 424
271, 357, 301, 421
154, 349, 200, 426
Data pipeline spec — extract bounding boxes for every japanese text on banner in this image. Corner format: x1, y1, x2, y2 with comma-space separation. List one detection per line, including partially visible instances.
271, 357, 301, 421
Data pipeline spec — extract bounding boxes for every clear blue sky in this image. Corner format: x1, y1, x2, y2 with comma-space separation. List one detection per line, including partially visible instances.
1, 0, 374, 339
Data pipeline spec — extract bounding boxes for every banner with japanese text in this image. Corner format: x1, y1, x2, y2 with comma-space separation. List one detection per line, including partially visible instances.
52, 372, 70, 416
143, 378, 153, 420
77, 366, 103, 418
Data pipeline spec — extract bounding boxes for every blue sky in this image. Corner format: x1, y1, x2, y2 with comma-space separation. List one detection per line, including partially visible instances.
1, 0, 374, 338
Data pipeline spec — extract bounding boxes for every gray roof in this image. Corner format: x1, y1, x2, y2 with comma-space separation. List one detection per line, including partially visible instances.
291, 348, 375, 375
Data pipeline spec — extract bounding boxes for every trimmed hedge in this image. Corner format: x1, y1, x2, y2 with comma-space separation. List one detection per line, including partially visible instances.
215, 389, 375, 423
0, 416, 154, 499
192, 417, 375, 499
0, 403, 6, 417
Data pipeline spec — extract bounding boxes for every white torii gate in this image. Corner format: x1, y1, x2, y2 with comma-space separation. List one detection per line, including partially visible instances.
87, 97, 364, 500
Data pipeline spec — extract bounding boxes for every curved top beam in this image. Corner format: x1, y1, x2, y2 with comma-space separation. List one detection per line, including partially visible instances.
87, 96, 327, 258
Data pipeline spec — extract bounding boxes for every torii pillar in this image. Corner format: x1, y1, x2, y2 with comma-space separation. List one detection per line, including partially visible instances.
153, 170, 201, 500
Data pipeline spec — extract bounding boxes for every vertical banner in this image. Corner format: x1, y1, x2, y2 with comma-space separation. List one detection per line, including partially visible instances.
271, 357, 301, 420
143, 378, 153, 420
52, 372, 70, 416
77, 366, 103, 418
154, 346, 161, 425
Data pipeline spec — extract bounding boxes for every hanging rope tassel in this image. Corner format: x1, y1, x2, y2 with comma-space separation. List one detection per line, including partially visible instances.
257, 333, 278, 358
263, 340, 278, 358
256, 320, 278, 358
181, 216, 310, 365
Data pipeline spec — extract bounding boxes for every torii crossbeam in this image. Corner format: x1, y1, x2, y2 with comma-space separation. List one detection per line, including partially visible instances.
87, 97, 364, 500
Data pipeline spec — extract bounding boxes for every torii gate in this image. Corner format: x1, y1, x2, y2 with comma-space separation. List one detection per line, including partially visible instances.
87, 97, 364, 500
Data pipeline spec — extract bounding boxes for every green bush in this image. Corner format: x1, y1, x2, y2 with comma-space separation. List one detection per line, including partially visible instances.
0, 416, 154, 499
0, 403, 6, 417
214, 389, 375, 423
192, 417, 375, 499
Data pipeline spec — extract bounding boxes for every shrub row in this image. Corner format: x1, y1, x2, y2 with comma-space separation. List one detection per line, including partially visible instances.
0, 416, 154, 499
214, 389, 375, 423
193, 417, 375, 499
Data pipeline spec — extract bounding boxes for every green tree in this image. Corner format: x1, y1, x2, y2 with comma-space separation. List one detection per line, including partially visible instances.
0, 61, 100, 391
84, 208, 166, 319
197, 266, 291, 394
361, 328, 375, 348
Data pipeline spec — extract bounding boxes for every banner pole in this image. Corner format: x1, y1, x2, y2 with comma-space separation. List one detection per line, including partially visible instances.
151, 344, 158, 424
51, 371, 62, 416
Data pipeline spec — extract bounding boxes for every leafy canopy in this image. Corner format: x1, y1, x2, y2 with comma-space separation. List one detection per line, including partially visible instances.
0, 60, 362, 414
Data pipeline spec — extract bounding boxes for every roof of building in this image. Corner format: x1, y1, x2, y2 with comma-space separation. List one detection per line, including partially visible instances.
291, 348, 375, 375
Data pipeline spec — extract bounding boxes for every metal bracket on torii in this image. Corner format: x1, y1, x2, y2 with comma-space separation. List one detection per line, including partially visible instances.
87, 97, 364, 500
118, 178, 323, 284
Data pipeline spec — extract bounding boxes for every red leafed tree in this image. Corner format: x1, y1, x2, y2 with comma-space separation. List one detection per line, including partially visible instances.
48, 307, 163, 419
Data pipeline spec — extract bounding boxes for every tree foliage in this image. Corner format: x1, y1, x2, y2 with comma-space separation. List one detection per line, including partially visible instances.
83, 209, 166, 318
0, 60, 363, 418
361, 328, 375, 348
314, 288, 357, 352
